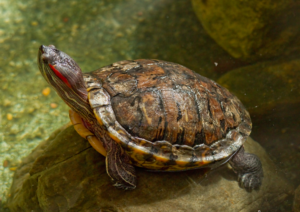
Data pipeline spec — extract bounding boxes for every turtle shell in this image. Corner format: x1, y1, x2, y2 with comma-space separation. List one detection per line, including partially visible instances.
85, 59, 251, 171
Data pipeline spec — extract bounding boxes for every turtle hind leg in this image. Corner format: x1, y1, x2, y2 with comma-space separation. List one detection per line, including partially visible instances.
229, 146, 263, 191
105, 140, 137, 190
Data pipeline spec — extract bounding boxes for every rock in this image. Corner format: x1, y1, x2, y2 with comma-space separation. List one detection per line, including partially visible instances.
7, 125, 293, 212
217, 58, 300, 121
192, 0, 300, 62
130, 0, 243, 78
294, 185, 300, 212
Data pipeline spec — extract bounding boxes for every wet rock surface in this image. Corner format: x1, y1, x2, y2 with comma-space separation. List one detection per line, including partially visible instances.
7, 125, 293, 212
250, 117, 300, 211
192, 0, 300, 62
294, 185, 300, 212
217, 58, 300, 210
217, 58, 300, 121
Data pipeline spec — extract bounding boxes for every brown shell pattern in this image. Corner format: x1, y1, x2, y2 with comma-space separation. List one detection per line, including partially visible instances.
84, 59, 252, 171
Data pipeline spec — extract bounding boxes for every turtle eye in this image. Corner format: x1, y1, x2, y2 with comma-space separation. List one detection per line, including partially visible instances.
41, 54, 50, 64
53, 48, 60, 54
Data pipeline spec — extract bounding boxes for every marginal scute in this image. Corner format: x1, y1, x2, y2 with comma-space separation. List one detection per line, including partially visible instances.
193, 143, 210, 151
192, 144, 213, 165
134, 138, 153, 149
210, 129, 245, 161
176, 145, 194, 153
153, 140, 173, 153
88, 88, 111, 108
94, 106, 116, 127
84, 59, 252, 170
83, 73, 102, 92
237, 121, 252, 136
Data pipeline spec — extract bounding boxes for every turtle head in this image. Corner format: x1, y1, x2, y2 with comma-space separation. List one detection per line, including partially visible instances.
38, 45, 92, 118
38, 45, 85, 92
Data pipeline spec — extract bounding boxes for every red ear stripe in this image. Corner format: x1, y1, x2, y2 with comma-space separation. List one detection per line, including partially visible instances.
49, 64, 72, 88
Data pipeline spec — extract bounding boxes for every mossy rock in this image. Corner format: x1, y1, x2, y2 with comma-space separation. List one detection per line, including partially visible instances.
6, 124, 293, 211
217, 58, 300, 120
192, 0, 300, 62
294, 185, 300, 212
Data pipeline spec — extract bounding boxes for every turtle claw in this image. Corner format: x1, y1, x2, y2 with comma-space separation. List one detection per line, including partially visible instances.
113, 182, 136, 190
230, 146, 264, 191
238, 172, 263, 191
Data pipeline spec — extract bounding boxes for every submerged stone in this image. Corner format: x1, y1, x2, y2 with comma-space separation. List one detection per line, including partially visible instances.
192, 0, 300, 62
7, 124, 293, 211
217, 58, 300, 120
294, 185, 300, 212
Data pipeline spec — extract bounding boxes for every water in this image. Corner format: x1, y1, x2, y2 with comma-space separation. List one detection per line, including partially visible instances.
0, 0, 299, 211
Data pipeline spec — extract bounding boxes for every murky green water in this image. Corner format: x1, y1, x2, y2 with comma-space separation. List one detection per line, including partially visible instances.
1, 0, 299, 211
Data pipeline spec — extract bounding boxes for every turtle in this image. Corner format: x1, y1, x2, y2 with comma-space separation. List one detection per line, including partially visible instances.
38, 45, 263, 191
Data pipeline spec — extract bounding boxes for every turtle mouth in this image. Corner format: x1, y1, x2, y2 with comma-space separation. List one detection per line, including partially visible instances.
38, 45, 54, 85
39, 45, 49, 65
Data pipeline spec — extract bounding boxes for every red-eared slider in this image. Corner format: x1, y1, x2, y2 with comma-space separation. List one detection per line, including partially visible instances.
38, 45, 263, 190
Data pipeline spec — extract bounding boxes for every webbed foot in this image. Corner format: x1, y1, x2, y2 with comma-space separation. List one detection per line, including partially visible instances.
238, 172, 262, 190
105, 138, 137, 190
229, 146, 263, 191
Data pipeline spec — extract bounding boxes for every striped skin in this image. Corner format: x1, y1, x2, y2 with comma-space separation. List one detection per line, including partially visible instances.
38, 46, 95, 122
38, 45, 137, 189
85, 59, 252, 171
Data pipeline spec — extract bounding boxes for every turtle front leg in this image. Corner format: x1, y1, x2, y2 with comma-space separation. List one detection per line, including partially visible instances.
229, 146, 263, 191
70, 110, 136, 189
104, 136, 137, 190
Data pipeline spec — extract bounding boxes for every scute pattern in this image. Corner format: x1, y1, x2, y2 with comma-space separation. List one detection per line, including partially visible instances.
92, 60, 250, 145
85, 59, 252, 170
